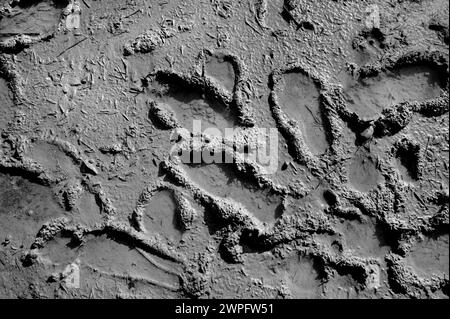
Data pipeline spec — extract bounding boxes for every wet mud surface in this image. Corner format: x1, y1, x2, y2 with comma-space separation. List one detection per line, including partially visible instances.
0, 0, 448, 299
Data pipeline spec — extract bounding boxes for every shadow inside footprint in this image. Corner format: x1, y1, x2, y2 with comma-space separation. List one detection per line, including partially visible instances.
149, 73, 237, 132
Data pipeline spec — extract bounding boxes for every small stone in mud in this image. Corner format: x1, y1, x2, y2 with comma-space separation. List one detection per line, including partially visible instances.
2, 234, 11, 246
360, 123, 374, 140
63, 1, 81, 31
123, 27, 176, 56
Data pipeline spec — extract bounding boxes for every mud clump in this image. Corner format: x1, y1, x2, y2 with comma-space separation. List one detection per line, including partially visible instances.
123, 27, 176, 56
148, 100, 180, 130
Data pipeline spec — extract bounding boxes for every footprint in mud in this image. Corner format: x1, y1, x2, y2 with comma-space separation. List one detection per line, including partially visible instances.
142, 190, 184, 244
183, 163, 283, 224
0, 171, 66, 246
405, 234, 449, 278
204, 53, 236, 94
40, 233, 182, 292
276, 71, 330, 156
0, 0, 66, 41
347, 147, 384, 192
343, 65, 445, 119
148, 73, 236, 133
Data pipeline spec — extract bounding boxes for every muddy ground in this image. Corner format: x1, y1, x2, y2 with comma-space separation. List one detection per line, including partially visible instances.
0, 0, 448, 299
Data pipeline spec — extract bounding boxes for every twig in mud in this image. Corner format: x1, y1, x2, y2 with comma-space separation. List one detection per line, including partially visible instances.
124, 9, 141, 19
308, 156, 352, 194
56, 37, 88, 58
245, 18, 264, 36
413, 191, 427, 208
304, 104, 324, 131
419, 136, 431, 187
82, 0, 91, 8
135, 247, 180, 276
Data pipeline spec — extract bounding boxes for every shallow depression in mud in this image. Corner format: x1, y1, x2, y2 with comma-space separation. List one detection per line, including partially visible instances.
343, 65, 445, 119
337, 218, 391, 258
143, 190, 183, 244
406, 234, 449, 277
347, 148, 384, 192
205, 55, 235, 93
244, 252, 322, 298
0, 171, 64, 244
25, 141, 80, 176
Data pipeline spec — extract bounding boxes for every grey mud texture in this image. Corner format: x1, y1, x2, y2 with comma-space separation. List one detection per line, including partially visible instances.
0, 0, 448, 299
